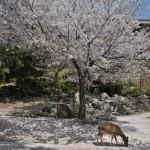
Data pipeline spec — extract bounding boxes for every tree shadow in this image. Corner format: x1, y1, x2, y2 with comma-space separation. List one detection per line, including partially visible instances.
93, 141, 126, 147
0, 117, 58, 150
0, 112, 149, 150
29, 147, 57, 150
7, 100, 56, 118
93, 142, 150, 149
0, 116, 97, 144
129, 143, 150, 150
0, 116, 139, 145
0, 118, 25, 149
113, 120, 129, 124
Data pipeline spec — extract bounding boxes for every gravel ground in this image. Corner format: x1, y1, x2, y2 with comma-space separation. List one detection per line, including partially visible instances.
0, 112, 150, 150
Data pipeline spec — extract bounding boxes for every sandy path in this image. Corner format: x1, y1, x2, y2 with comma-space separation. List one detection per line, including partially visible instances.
0, 112, 149, 150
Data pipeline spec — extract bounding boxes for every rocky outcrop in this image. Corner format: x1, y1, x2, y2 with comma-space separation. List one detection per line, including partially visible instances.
86, 93, 150, 117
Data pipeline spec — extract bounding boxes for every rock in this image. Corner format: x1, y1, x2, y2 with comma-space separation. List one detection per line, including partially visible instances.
92, 98, 99, 103
85, 95, 93, 102
119, 96, 128, 101
112, 95, 129, 102
90, 97, 103, 110
101, 93, 109, 99
137, 95, 149, 101
125, 107, 134, 115
87, 107, 101, 117
91, 102, 102, 110
115, 105, 134, 115
74, 92, 80, 105
42, 106, 52, 113
143, 101, 150, 111
56, 103, 74, 118
113, 94, 119, 99
103, 102, 112, 115
5, 98, 11, 102
115, 105, 127, 115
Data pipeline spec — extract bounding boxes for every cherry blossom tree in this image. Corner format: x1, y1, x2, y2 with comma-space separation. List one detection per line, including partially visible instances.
0, 0, 149, 119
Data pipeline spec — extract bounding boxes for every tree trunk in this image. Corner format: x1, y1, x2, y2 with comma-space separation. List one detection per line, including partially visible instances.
71, 59, 86, 120
78, 76, 86, 119
1, 70, 6, 83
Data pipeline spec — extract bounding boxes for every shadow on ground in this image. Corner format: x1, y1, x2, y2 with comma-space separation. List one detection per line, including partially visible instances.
93, 141, 126, 147
93, 142, 150, 150
0, 110, 150, 150
129, 143, 150, 150
29, 147, 57, 150
0, 118, 58, 150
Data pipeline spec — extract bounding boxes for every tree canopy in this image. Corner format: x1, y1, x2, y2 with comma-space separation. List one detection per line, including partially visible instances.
0, 0, 149, 119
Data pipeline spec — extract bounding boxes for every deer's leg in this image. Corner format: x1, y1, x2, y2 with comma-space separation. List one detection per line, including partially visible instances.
111, 136, 113, 144
97, 132, 100, 144
100, 134, 103, 143
97, 132, 103, 145
114, 136, 118, 144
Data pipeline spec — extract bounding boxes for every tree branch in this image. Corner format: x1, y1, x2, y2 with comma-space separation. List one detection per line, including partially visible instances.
68, 14, 89, 42
71, 58, 82, 77
103, 55, 126, 60
88, 16, 110, 43
102, 27, 125, 57
93, 63, 109, 73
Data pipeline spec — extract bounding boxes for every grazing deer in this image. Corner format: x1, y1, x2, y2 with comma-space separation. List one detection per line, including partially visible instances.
97, 122, 128, 146
56, 103, 74, 118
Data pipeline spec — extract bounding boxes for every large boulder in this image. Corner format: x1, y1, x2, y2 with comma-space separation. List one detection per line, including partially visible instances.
133, 96, 150, 112
101, 93, 109, 99
91, 97, 103, 110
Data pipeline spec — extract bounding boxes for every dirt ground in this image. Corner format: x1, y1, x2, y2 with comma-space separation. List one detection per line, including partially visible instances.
0, 101, 149, 150
0, 101, 30, 116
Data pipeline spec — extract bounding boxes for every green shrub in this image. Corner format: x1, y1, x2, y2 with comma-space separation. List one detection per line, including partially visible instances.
0, 45, 43, 85
121, 80, 149, 97
89, 80, 123, 96
89, 79, 148, 97
126, 87, 144, 97
144, 86, 150, 96
20, 76, 54, 96
0, 86, 18, 96
58, 68, 78, 95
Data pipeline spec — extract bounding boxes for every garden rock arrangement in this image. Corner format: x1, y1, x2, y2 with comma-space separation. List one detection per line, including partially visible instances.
9, 93, 150, 119
86, 93, 150, 118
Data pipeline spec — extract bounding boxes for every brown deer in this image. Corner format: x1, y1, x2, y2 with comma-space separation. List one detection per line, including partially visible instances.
56, 103, 74, 118
97, 122, 128, 146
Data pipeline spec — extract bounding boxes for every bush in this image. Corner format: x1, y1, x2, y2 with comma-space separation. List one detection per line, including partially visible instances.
20, 76, 54, 96
89, 80, 123, 96
19, 70, 78, 97
0, 45, 43, 85
126, 87, 145, 97
89, 79, 149, 97
121, 80, 149, 97
0, 86, 18, 97
144, 86, 150, 96
58, 68, 78, 96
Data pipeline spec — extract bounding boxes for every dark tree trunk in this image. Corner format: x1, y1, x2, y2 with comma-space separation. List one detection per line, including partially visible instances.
78, 76, 86, 119
71, 59, 86, 120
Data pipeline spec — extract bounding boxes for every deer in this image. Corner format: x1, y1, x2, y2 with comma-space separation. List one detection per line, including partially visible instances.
97, 122, 128, 146
56, 103, 74, 118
